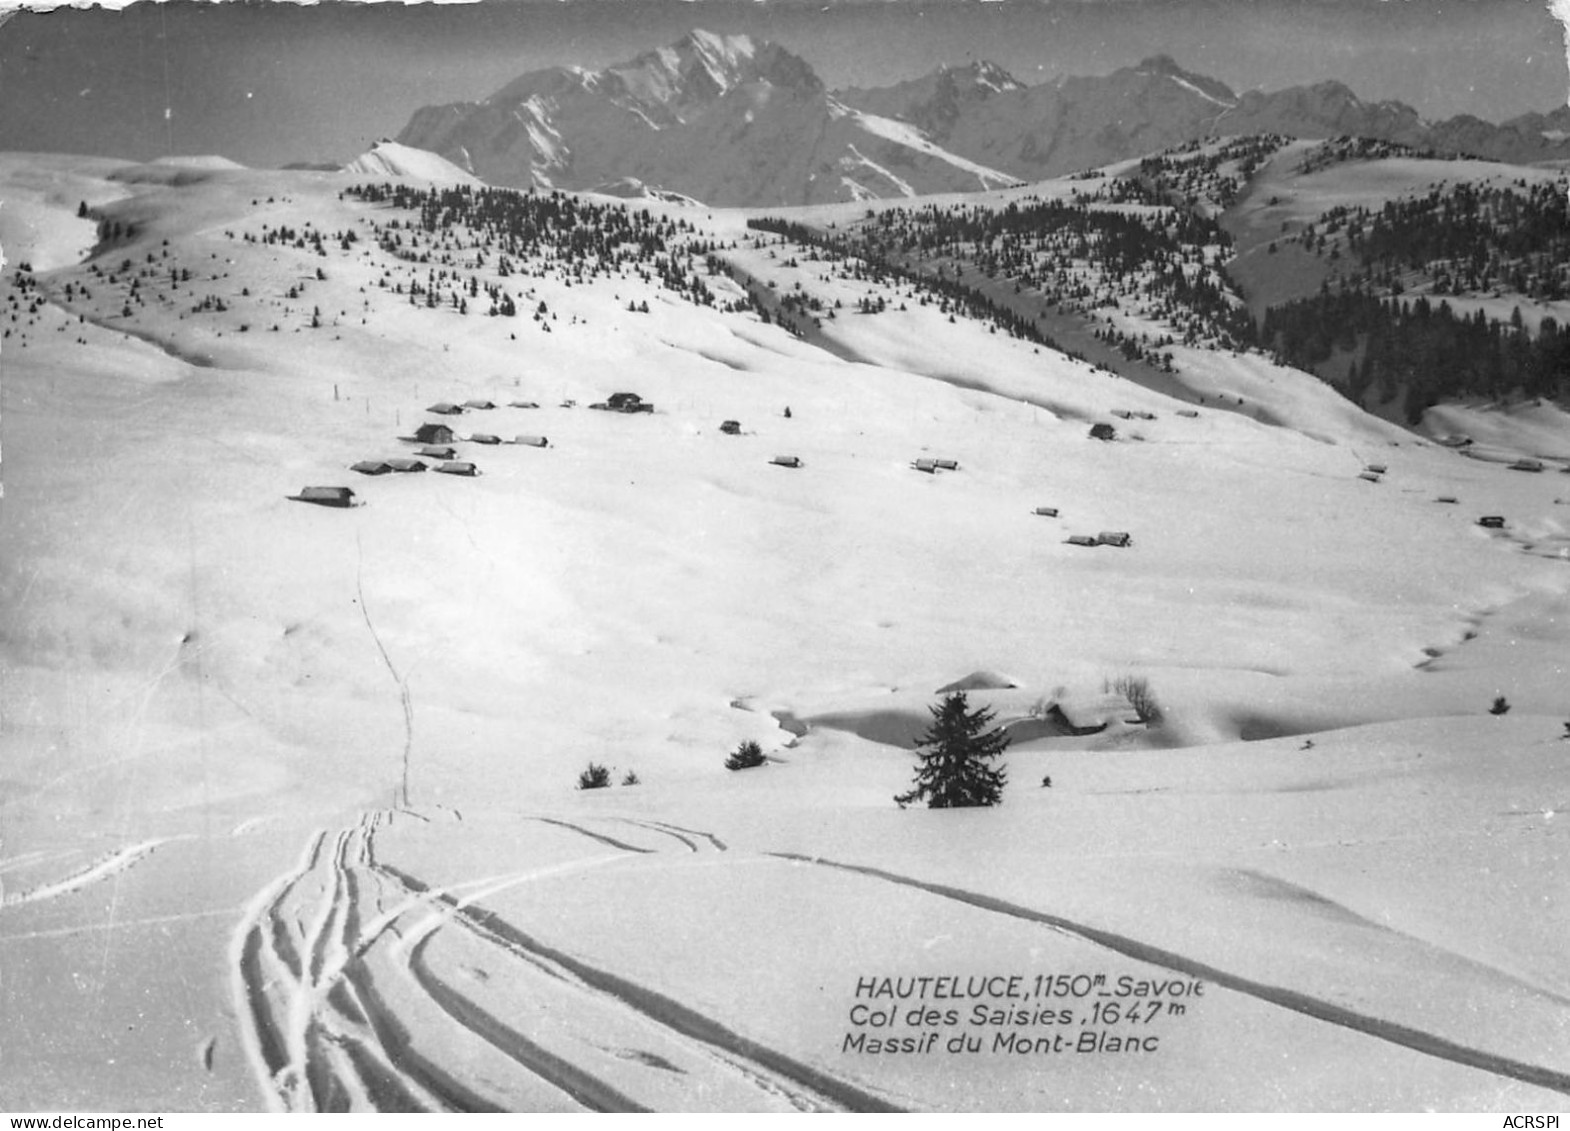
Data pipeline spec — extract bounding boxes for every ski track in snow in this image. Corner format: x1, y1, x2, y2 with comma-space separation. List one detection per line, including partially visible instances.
769, 853, 1570, 1097
612, 817, 729, 853
646, 820, 728, 853
227, 812, 898, 1112
616, 818, 698, 852
2, 837, 187, 908
355, 541, 415, 809
531, 817, 656, 855
0, 906, 239, 942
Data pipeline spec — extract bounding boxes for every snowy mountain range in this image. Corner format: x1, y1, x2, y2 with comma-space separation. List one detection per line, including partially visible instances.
391, 32, 1570, 206
394, 30, 1021, 206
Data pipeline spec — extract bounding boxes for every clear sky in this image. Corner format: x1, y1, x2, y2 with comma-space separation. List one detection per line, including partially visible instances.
0, 0, 1564, 168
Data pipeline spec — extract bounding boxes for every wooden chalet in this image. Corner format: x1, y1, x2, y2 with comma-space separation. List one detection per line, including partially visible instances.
289, 486, 355, 508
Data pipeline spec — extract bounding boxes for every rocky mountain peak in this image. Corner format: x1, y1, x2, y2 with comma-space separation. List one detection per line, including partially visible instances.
940, 60, 1024, 93
1137, 53, 1186, 76
609, 30, 820, 108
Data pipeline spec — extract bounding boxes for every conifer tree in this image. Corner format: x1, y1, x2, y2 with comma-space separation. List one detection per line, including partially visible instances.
895, 692, 1009, 809
725, 740, 766, 771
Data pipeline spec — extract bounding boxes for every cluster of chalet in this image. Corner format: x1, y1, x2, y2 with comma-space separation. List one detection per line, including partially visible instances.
395, 399, 549, 473
1066, 531, 1133, 548
289, 394, 555, 506
299, 374, 1512, 562
288, 392, 1304, 551
295, 387, 784, 505
293, 389, 793, 506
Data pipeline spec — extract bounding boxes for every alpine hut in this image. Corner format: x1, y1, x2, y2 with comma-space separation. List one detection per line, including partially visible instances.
1065, 534, 1099, 547
1038, 702, 1109, 737
434, 461, 478, 477
720, 420, 742, 435
912, 458, 939, 474
770, 455, 803, 469
606, 392, 654, 414
417, 445, 456, 460
1478, 515, 1506, 529
1034, 506, 1060, 518
1097, 531, 1133, 547
426, 402, 464, 415
510, 400, 540, 409
467, 433, 502, 445
409, 422, 457, 445
386, 458, 428, 473
463, 398, 496, 411
1089, 423, 1116, 441
289, 486, 355, 508
350, 460, 393, 476
513, 435, 549, 448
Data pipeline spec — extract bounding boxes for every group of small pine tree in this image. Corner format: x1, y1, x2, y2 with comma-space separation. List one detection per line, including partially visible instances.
576, 763, 639, 789
573, 694, 1013, 808
712, 693, 1009, 806
579, 689, 1567, 800
725, 740, 767, 771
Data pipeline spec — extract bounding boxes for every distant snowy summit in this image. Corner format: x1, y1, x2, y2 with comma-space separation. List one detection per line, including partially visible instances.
841, 52, 1570, 184
343, 140, 479, 185
390, 30, 1570, 207
152, 154, 248, 170
587, 177, 706, 207
393, 29, 1022, 206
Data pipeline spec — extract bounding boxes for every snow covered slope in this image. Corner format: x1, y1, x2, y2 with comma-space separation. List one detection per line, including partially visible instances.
343, 141, 480, 185
1, 152, 1568, 1111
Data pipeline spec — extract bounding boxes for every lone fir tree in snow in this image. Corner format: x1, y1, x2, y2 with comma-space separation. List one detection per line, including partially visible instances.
895, 692, 1009, 809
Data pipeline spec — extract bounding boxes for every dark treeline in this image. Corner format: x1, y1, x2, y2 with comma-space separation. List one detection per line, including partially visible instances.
344, 182, 728, 313
1260, 290, 1570, 420
750, 176, 1257, 367
1294, 136, 1454, 177
1260, 172, 1570, 417
350, 182, 679, 261
746, 215, 1083, 357
1132, 135, 1288, 212
852, 189, 1253, 351
1350, 180, 1570, 301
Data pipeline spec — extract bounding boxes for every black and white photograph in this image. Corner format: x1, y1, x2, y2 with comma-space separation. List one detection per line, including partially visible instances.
2, 0, 1569, 1113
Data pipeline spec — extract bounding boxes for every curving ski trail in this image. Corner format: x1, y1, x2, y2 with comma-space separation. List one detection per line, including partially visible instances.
230, 811, 900, 1111
3, 837, 187, 908
769, 852, 1570, 1097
